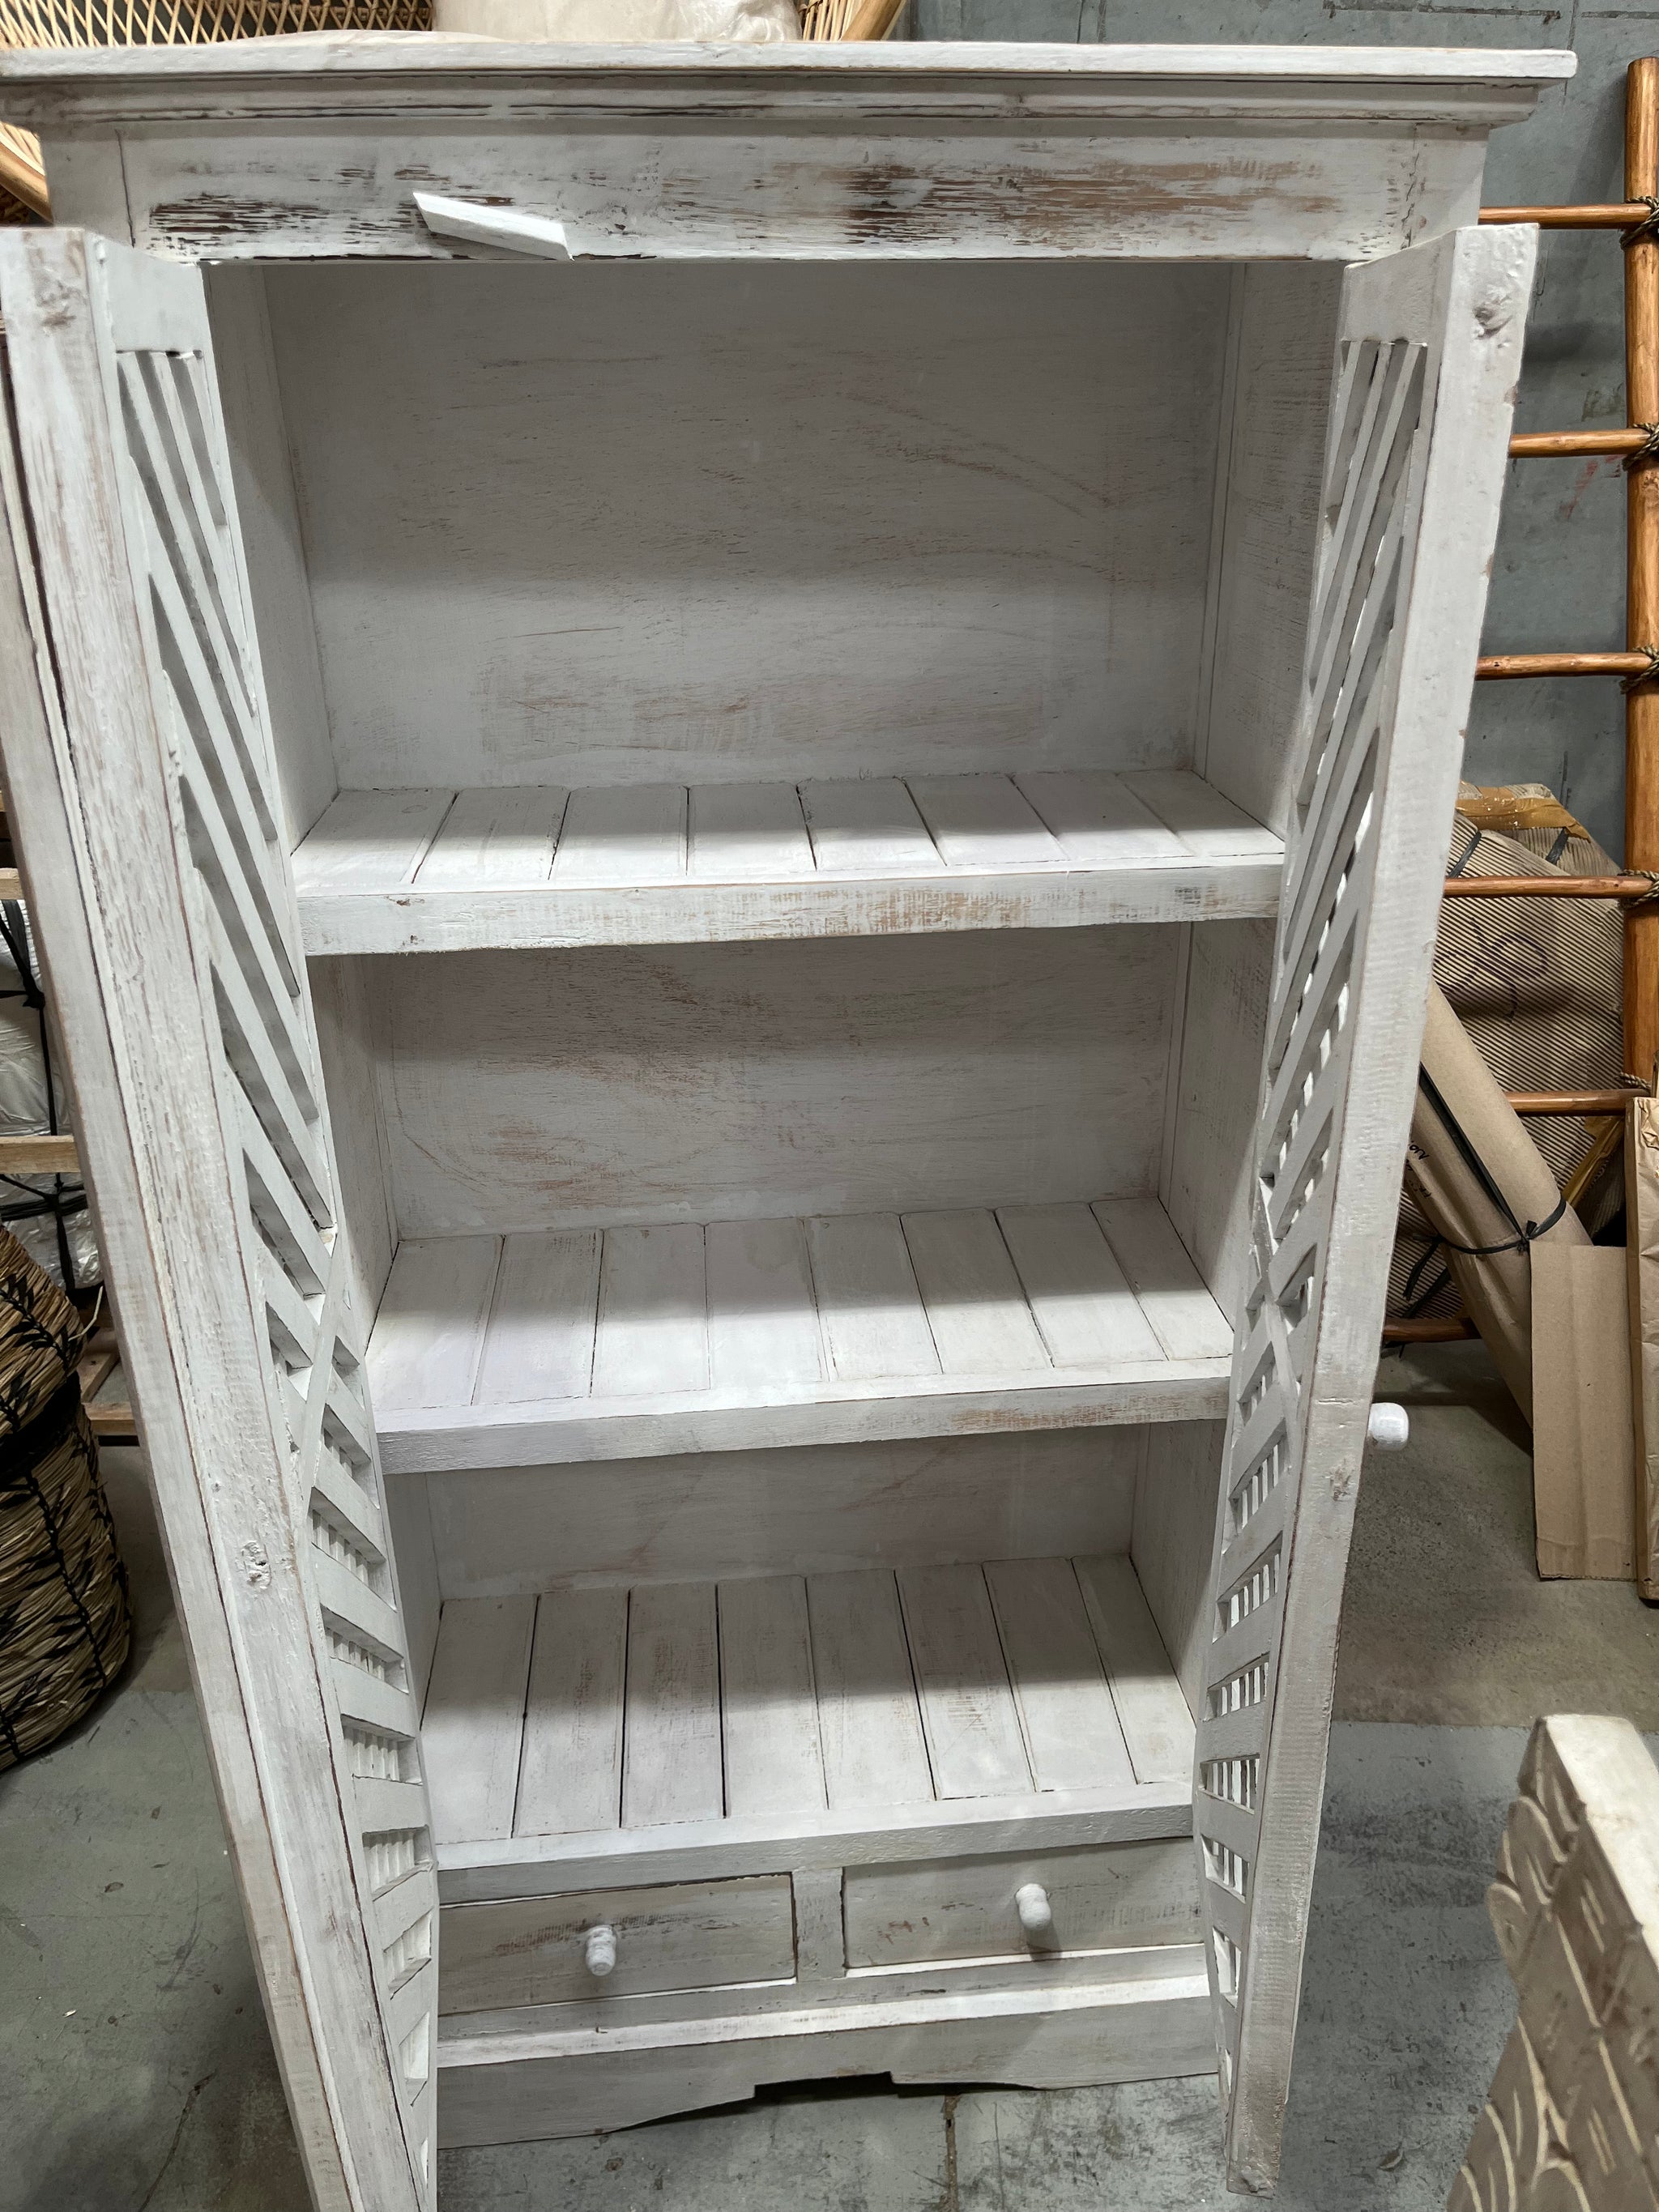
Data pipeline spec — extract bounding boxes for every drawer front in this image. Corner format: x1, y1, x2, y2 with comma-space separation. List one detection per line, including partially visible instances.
441, 1874, 795, 2014
842, 1841, 1198, 1969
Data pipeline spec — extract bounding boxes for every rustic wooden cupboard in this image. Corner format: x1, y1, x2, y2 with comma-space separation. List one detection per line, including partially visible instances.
0, 36, 1567, 2207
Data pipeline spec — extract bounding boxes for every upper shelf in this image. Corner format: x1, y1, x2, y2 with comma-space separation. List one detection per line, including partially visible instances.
292, 769, 1281, 955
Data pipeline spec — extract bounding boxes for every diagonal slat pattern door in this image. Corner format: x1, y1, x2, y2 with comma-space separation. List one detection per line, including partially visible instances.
0, 232, 434, 2210
1195, 225, 1538, 2194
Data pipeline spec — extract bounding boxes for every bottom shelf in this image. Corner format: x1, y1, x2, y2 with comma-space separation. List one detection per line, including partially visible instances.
424, 1551, 1196, 1896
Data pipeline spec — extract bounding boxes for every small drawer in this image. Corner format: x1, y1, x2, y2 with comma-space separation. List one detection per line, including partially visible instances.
842, 1841, 1199, 1970
440, 1874, 795, 2015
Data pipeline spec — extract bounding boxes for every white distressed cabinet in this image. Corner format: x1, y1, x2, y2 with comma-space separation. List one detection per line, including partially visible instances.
0, 37, 1566, 2206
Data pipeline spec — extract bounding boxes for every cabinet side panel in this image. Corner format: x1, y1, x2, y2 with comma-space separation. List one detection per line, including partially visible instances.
204, 264, 338, 848
1162, 919, 1273, 1328
312, 953, 397, 1319
1201, 263, 1342, 837
1132, 1421, 1225, 1720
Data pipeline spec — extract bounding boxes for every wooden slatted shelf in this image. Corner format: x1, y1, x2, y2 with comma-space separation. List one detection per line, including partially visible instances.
426, 1552, 1195, 1903
292, 769, 1282, 956
366, 1196, 1234, 1474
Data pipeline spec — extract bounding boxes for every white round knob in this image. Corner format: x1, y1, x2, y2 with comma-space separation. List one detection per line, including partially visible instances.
584, 1923, 617, 1979
1015, 1882, 1054, 1939
1367, 1402, 1410, 1451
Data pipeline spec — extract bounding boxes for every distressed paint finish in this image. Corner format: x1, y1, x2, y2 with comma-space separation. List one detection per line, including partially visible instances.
0, 40, 1570, 264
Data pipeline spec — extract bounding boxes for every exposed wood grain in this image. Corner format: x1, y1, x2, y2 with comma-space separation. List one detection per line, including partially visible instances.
718, 1575, 827, 1818
898, 1562, 1030, 1800
808, 1567, 932, 1812
421, 1596, 536, 1846
1074, 1554, 1194, 1787
984, 1556, 1135, 1792
516, 1587, 627, 1839
621, 1580, 723, 1831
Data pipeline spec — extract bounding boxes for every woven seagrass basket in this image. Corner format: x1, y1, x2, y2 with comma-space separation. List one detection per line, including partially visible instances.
0, 1227, 130, 1769
0, 0, 906, 219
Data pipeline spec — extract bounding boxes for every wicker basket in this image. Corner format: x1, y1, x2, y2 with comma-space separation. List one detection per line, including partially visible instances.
0, 0, 905, 219
0, 1228, 130, 1768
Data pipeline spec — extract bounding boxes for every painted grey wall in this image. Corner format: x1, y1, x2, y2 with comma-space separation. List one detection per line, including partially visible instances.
907, 0, 1647, 859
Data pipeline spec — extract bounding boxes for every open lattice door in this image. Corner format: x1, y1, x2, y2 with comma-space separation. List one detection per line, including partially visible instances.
0, 228, 437, 2212
1195, 222, 1537, 2195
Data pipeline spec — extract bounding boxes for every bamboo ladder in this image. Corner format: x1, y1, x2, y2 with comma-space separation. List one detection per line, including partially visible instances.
1388, 59, 1659, 1554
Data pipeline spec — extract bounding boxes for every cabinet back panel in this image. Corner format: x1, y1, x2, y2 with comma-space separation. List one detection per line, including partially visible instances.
379, 928, 1178, 1236
264, 261, 1229, 793
420, 1429, 1139, 1598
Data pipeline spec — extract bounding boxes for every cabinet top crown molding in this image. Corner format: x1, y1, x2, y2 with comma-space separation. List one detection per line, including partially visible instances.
0, 36, 1574, 132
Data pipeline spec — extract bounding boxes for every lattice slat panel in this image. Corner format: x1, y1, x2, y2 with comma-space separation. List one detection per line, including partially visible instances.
1195, 335, 1428, 2111
111, 335, 437, 2201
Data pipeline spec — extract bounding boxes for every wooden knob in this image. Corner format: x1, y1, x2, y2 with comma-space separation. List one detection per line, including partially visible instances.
584, 1923, 617, 1979
1367, 1403, 1410, 1451
1015, 1883, 1054, 1939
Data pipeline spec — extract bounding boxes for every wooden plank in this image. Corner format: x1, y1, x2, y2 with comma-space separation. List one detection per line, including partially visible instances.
704, 1217, 823, 1391
0, 1131, 79, 1173
906, 774, 1063, 871
1531, 1244, 1638, 1580
473, 1230, 600, 1407
420, 1596, 536, 1847
550, 785, 687, 884
622, 1580, 723, 1830
591, 1224, 709, 1400
1074, 1554, 1193, 1787
806, 1568, 932, 1812
997, 1203, 1164, 1366
1093, 1198, 1232, 1359
367, 1237, 500, 1414
718, 1575, 827, 1818
799, 779, 942, 876
292, 788, 454, 892
1015, 769, 1188, 867
688, 784, 813, 881
902, 1208, 1050, 1374
1124, 769, 1280, 857
413, 786, 569, 890
984, 1556, 1136, 1791
515, 1587, 628, 1839
897, 1562, 1030, 1800
806, 1212, 939, 1380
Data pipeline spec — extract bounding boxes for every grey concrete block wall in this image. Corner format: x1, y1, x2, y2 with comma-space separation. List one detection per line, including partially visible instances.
908, 0, 1649, 860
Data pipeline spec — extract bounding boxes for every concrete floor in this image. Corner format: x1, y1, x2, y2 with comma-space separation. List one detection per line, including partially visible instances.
6, 1344, 1658, 2211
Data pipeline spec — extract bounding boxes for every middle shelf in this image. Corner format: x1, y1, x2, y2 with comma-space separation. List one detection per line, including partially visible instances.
366, 1196, 1234, 1474
293, 767, 1282, 955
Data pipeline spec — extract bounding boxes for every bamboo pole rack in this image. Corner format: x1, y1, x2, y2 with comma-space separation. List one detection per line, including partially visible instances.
1386, 65, 1659, 1477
